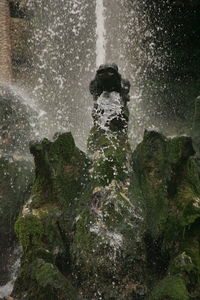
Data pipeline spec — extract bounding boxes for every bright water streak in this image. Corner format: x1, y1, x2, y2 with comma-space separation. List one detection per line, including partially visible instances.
96, 0, 106, 67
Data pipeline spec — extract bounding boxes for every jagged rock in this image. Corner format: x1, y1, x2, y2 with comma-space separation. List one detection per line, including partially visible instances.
87, 125, 132, 185
11, 122, 200, 298
12, 132, 89, 300
132, 130, 200, 298
0, 85, 36, 295
12, 127, 200, 299
0, 156, 33, 288
71, 125, 146, 299
0, 85, 35, 293
132, 130, 195, 236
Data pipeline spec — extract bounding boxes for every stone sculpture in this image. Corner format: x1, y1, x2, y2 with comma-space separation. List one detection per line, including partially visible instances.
89, 64, 130, 131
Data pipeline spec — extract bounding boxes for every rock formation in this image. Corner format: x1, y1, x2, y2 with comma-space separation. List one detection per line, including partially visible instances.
0, 86, 34, 295
9, 69, 200, 299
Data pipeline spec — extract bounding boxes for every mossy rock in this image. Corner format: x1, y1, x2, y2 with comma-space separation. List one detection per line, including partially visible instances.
13, 132, 89, 299
88, 125, 131, 186
15, 214, 44, 253
30, 132, 90, 211
0, 156, 33, 285
71, 179, 145, 297
131, 130, 200, 297
149, 276, 189, 300
132, 130, 195, 236
12, 127, 200, 299
13, 206, 76, 299
132, 130, 170, 236
0, 157, 33, 242
13, 258, 77, 300
66, 125, 146, 298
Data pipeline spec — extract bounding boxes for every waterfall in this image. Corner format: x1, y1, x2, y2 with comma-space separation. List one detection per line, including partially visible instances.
95, 0, 106, 67
0, 247, 20, 299
24, 0, 96, 150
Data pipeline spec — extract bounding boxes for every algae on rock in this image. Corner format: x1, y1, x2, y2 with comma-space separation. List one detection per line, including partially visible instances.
0, 157, 33, 288
72, 125, 145, 298
12, 126, 200, 299
12, 132, 89, 300
132, 130, 200, 299
0, 85, 35, 290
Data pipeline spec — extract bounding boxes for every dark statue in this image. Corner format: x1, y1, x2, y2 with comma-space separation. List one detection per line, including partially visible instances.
89, 64, 131, 131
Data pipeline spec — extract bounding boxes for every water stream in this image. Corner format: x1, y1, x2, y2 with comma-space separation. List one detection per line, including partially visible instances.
0, 2, 149, 297
22, 0, 148, 150
95, 0, 106, 67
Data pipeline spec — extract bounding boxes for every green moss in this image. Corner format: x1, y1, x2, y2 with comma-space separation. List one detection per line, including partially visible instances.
169, 252, 196, 276
184, 241, 200, 274
87, 125, 130, 155
88, 125, 131, 187
132, 132, 197, 239
132, 131, 169, 236
15, 215, 44, 252
13, 258, 77, 300
167, 136, 194, 165
149, 276, 189, 300
50, 132, 75, 161
0, 158, 33, 239
92, 155, 127, 186
35, 248, 54, 263
30, 132, 90, 209
185, 157, 200, 192
35, 261, 70, 290
12, 126, 200, 299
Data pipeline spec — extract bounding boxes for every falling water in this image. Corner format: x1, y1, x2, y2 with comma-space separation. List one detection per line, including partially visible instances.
25, 0, 96, 150
0, 247, 21, 298
95, 0, 106, 67
0, 1, 196, 298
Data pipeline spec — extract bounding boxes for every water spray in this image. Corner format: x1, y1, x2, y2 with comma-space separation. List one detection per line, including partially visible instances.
96, 0, 106, 67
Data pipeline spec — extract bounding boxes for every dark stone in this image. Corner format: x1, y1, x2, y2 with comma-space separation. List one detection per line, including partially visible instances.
10, 72, 200, 299
0, 85, 35, 292
89, 64, 131, 131
0, 156, 33, 287
12, 133, 89, 300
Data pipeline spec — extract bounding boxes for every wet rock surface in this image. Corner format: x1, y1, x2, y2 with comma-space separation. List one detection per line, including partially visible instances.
0, 156, 33, 288
8, 68, 200, 299
12, 132, 89, 300
90, 64, 130, 132
0, 85, 35, 296
132, 131, 200, 299
10, 124, 200, 299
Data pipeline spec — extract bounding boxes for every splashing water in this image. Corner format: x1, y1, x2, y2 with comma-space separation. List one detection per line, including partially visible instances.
95, 91, 123, 131
0, 247, 21, 298
95, 0, 106, 67
1, 1, 190, 298
24, 0, 96, 150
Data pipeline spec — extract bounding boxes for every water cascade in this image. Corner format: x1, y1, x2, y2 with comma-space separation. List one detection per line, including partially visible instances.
1, 0, 200, 299
24, 0, 96, 150
95, 0, 106, 67
0, 0, 12, 83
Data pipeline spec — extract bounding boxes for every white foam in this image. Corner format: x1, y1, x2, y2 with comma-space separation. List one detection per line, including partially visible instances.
96, 91, 122, 130
0, 251, 21, 298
